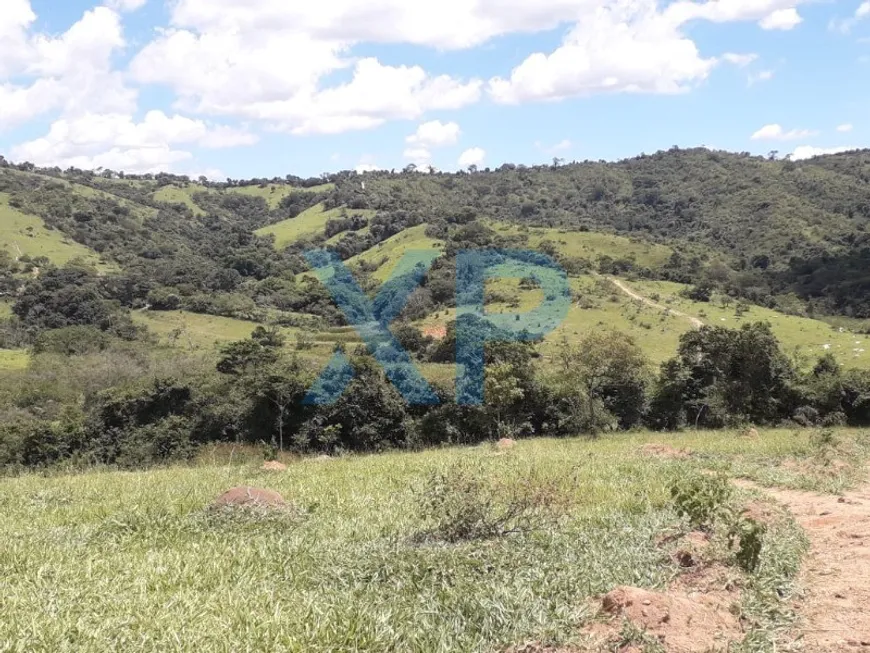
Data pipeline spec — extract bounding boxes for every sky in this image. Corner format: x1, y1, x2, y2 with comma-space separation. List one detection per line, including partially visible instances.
1, 0, 869, 180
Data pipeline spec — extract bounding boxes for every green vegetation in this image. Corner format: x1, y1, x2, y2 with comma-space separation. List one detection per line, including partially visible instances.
347, 224, 444, 281
0, 193, 107, 267
229, 182, 334, 208
257, 203, 373, 248
0, 349, 29, 370
0, 427, 850, 652
489, 222, 673, 269
153, 184, 207, 216
132, 310, 273, 349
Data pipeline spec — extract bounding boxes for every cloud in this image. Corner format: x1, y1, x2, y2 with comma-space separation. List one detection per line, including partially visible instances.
722, 53, 757, 67
488, 2, 717, 104
751, 124, 816, 141
831, 1, 870, 33
837, 124, 854, 133
759, 8, 802, 30
132, 32, 481, 135
11, 111, 256, 173
536, 139, 573, 155
355, 161, 385, 174
0, 5, 135, 132
748, 70, 774, 85
167, 0, 590, 50
104, 0, 148, 11
406, 120, 461, 148
458, 147, 485, 168
403, 147, 432, 167
791, 145, 858, 161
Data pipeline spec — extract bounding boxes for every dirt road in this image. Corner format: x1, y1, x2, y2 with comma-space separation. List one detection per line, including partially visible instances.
605, 277, 705, 329
753, 480, 870, 650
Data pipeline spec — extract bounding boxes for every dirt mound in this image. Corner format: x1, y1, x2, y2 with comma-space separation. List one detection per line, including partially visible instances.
212, 487, 286, 510
596, 585, 741, 652
261, 461, 287, 472
640, 443, 692, 460
496, 438, 517, 450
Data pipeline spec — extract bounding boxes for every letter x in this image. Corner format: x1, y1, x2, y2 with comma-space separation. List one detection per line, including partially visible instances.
302, 249, 440, 405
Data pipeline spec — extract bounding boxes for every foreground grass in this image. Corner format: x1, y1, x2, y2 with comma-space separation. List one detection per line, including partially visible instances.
1, 429, 863, 652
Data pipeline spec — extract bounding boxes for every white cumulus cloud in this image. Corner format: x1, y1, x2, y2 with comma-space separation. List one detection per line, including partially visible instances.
759, 8, 802, 30
791, 145, 858, 161
11, 111, 257, 173
751, 123, 816, 141
837, 123, 854, 133
406, 120, 461, 148
458, 147, 486, 168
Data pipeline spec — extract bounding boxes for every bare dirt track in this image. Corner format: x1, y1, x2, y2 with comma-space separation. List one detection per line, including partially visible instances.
752, 479, 870, 650
605, 277, 705, 329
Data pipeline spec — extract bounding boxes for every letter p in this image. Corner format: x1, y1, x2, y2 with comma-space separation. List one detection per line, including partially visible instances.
455, 249, 570, 405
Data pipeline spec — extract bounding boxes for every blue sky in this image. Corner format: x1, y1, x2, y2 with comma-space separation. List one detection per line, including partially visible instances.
1, 0, 869, 179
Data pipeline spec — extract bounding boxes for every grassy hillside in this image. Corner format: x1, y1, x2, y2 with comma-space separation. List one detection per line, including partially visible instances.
228, 182, 334, 208
3, 427, 865, 651
0, 349, 29, 371
629, 279, 870, 368
153, 185, 206, 216
347, 224, 444, 282
132, 310, 272, 349
258, 204, 376, 249
489, 222, 674, 268
0, 193, 108, 268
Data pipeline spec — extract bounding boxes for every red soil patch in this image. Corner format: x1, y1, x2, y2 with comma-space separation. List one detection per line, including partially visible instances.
594, 584, 742, 652
212, 486, 286, 509
422, 325, 447, 340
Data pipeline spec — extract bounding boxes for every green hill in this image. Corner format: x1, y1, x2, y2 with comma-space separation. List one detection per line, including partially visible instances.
0, 193, 108, 268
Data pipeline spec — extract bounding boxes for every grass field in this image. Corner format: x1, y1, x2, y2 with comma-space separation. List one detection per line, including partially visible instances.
489, 222, 674, 268
2, 428, 865, 652
228, 183, 335, 209
347, 224, 444, 282
258, 204, 376, 249
153, 185, 207, 216
0, 349, 29, 371
0, 193, 108, 268
630, 279, 870, 369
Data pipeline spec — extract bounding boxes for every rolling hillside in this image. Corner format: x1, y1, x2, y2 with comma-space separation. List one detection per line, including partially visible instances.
0, 193, 108, 268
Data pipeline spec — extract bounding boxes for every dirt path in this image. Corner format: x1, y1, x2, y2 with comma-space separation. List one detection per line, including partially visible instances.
746, 480, 870, 650
605, 277, 704, 329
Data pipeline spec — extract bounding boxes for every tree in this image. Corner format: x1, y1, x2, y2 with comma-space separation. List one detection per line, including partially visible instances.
551, 330, 650, 430
651, 322, 795, 428
253, 357, 310, 452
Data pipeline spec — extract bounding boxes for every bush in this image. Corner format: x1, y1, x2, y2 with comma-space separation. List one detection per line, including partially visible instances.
32, 326, 110, 356
670, 473, 733, 530
415, 463, 567, 542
